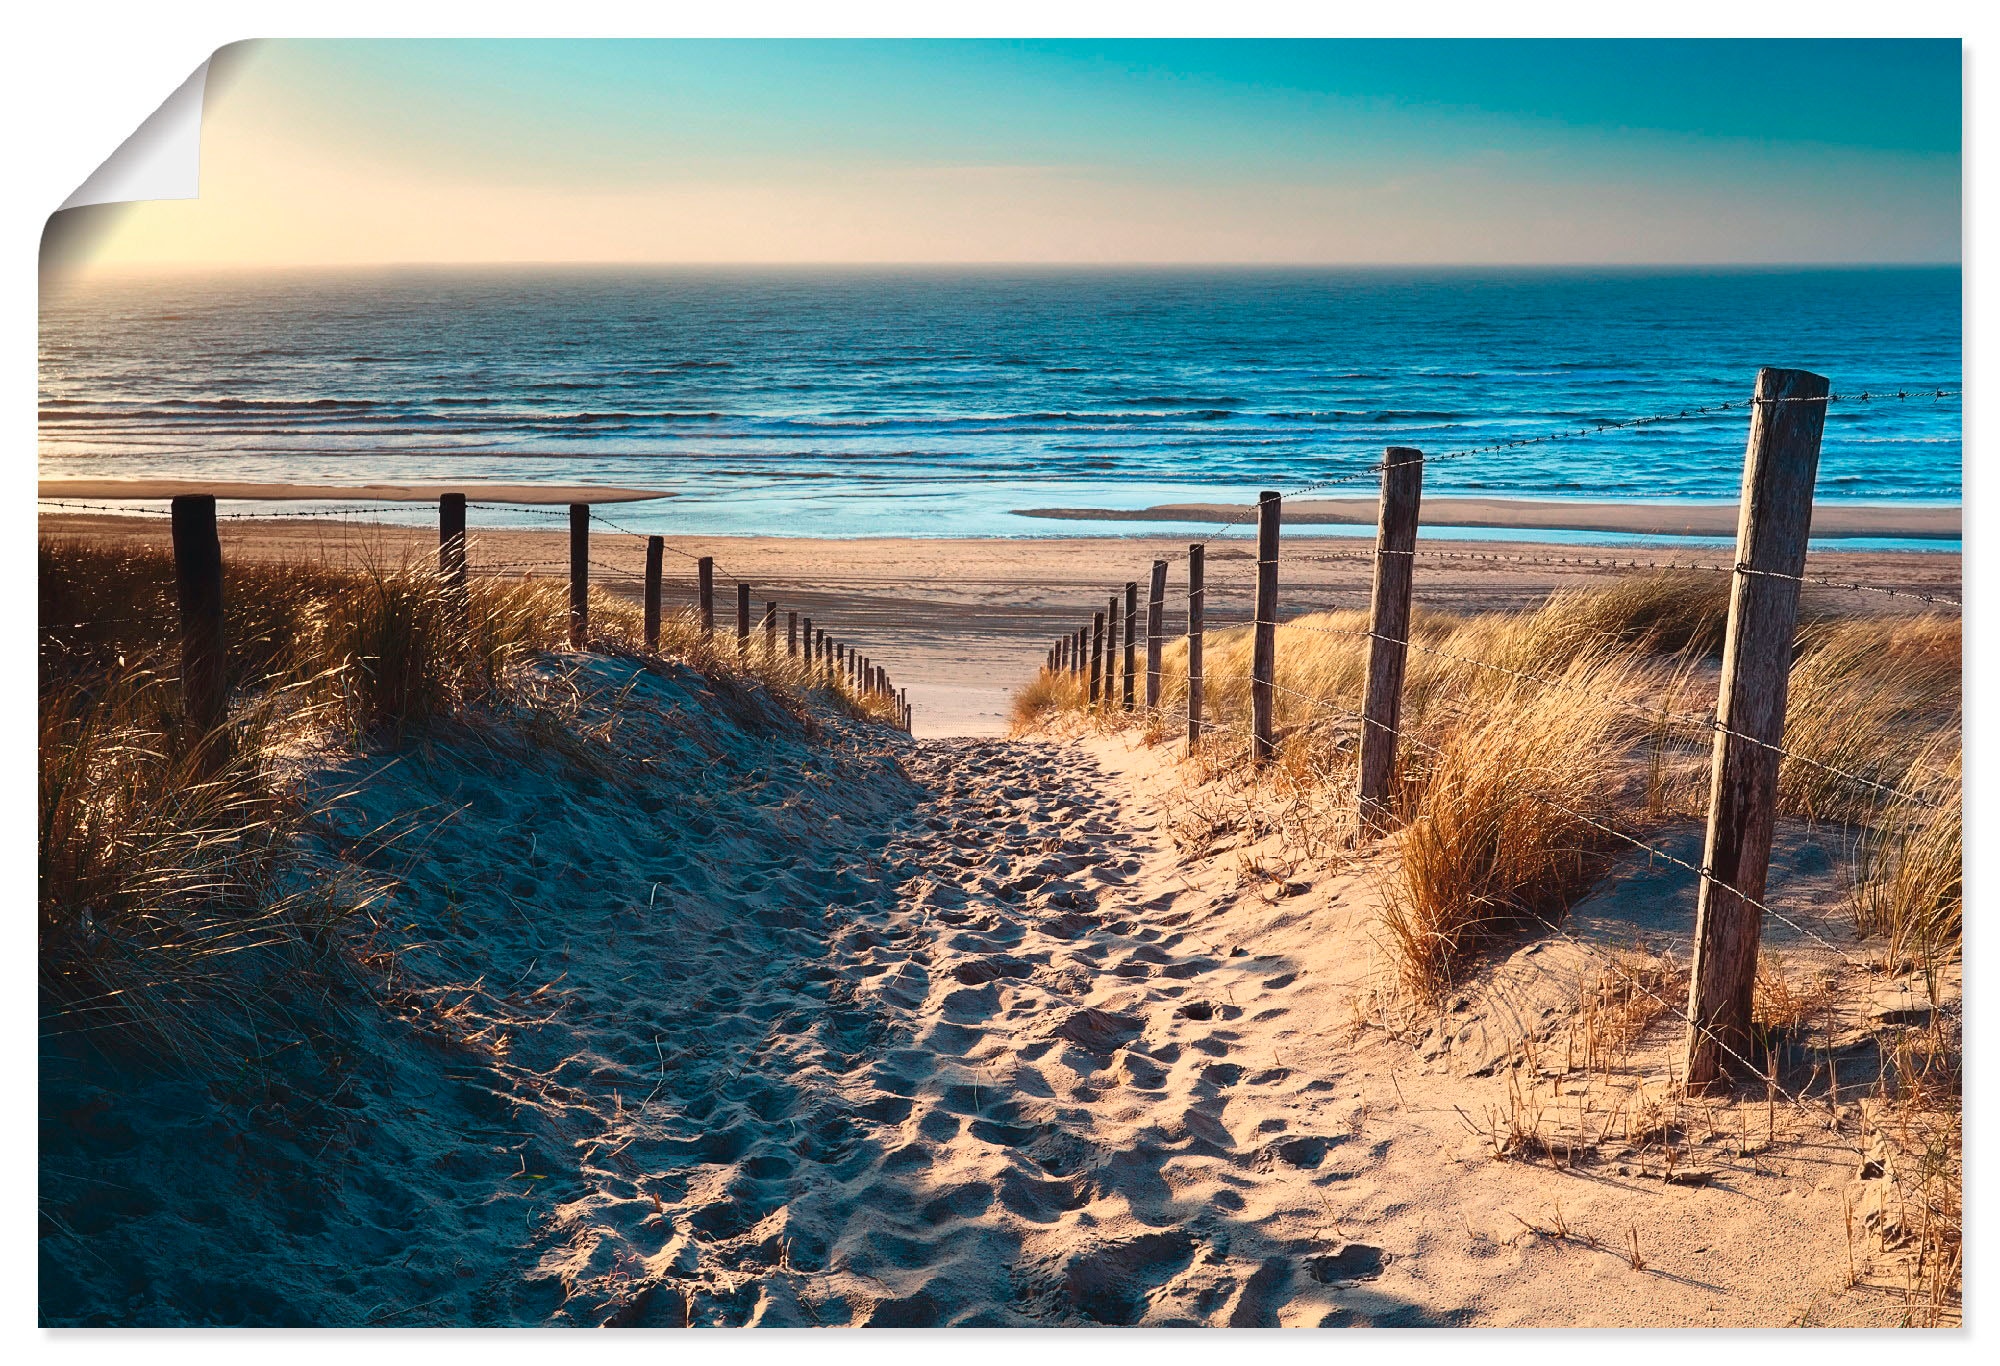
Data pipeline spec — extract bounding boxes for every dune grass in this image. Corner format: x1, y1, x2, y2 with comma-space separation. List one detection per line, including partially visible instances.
1016, 571, 1961, 1000
39, 535, 900, 1058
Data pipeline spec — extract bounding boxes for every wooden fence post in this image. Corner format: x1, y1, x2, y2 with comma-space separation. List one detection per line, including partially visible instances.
568, 503, 589, 649
802, 616, 814, 669
763, 600, 778, 659
1187, 543, 1205, 751
1145, 560, 1167, 710
1684, 367, 1830, 1090
1105, 595, 1121, 712
1089, 612, 1105, 703
170, 494, 226, 749
1357, 448, 1425, 834
736, 583, 751, 657
438, 492, 467, 615
1251, 491, 1281, 764
1122, 581, 1138, 712
788, 610, 799, 658
644, 535, 664, 650
698, 557, 715, 635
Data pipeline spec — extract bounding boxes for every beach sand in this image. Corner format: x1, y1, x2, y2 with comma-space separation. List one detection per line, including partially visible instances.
41, 652, 1943, 1325
39, 511, 1962, 738
1015, 497, 1962, 541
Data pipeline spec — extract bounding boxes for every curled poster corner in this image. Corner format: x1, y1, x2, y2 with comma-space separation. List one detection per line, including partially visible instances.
60, 58, 210, 209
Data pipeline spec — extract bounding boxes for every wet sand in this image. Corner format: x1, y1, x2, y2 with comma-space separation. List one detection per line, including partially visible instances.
39, 479, 674, 505
1016, 497, 1962, 541
38, 513, 1963, 738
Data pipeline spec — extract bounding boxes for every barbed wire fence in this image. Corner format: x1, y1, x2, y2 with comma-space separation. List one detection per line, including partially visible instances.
1036, 368, 1959, 1096
40, 490, 918, 734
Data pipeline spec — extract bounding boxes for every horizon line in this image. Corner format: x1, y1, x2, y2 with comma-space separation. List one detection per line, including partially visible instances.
48, 257, 1964, 274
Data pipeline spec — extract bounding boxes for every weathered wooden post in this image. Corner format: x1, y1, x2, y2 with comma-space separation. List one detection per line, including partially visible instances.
171, 494, 226, 750
698, 557, 715, 635
802, 616, 814, 668
736, 583, 751, 657
1105, 595, 1121, 712
643, 535, 664, 650
1145, 560, 1167, 710
1684, 367, 1830, 1090
1089, 611, 1105, 703
763, 600, 778, 659
1250, 492, 1281, 763
1122, 581, 1138, 712
568, 503, 589, 649
787, 610, 799, 659
1187, 543, 1205, 751
438, 493, 468, 618
1357, 448, 1424, 834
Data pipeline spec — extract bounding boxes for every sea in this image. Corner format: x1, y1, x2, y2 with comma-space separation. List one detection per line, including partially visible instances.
38, 267, 1962, 549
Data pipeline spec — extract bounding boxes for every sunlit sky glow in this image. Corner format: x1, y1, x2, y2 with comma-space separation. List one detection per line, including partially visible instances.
60, 38, 1962, 271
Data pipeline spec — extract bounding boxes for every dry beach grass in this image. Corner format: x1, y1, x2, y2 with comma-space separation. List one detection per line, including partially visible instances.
38, 531, 1961, 1326
1018, 572, 1961, 1323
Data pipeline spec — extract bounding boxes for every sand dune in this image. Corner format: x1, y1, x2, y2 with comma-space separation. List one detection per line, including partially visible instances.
42, 652, 1934, 1325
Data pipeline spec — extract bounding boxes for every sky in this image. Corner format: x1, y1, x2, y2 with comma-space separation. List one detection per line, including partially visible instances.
57, 38, 1963, 271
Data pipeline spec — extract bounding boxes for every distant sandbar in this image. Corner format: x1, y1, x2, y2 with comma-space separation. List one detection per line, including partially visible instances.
38, 479, 674, 506
1014, 497, 1960, 541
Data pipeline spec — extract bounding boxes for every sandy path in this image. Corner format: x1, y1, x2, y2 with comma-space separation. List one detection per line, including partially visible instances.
41, 643, 1931, 1325
526, 729, 1904, 1327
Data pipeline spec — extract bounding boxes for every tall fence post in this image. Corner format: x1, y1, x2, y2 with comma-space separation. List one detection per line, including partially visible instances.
1251, 491, 1281, 764
1122, 581, 1138, 712
763, 600, 778, 659
1089, 612, 1105, 703
1145, 560, 1167, 711
170, 494, 226, 753
568, 503, 589, 649
1684, 367, 1830, 1090
1357, 448, 1425, 834
787, 610, 799, 659
1186, 543, 1205, 751
698, 557, 715, 635
643, 535, 664, 650
736, 583, 751, 657
438, 492, 468, 617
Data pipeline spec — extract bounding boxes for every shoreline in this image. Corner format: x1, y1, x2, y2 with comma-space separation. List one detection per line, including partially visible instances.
39, 512, 1962, 738
38, 478, 675, 505
1014, 496, 1962, 541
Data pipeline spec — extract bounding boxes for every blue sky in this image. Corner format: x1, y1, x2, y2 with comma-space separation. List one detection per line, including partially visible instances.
88, 38, 1963, 267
